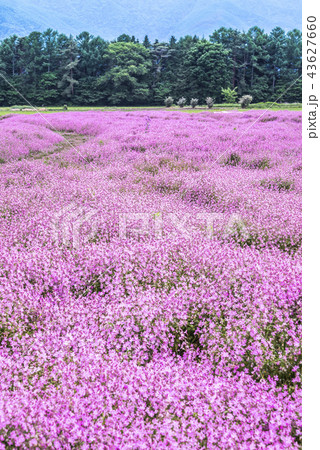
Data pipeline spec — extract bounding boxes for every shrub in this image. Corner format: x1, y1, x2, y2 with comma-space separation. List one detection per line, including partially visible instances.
206, 97, 214, 109
190, 98, 198, 109
177, 97, 186, 108
138, 163, 159, 176
221, 87, 238, 103
260, 177, 294, 192
247, 157, 272, 170
155, 179, 182, 194
225, 152, 241, 166
260, 116, 277, 123
164, 97, 174, 107
239, 95, 253, 109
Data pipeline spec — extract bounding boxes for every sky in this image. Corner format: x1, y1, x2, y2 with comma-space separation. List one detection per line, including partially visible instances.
0, 0, 302, 41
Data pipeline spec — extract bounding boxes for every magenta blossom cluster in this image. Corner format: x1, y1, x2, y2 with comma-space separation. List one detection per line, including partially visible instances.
0, 118, 64, 162
0, 110, 301, 448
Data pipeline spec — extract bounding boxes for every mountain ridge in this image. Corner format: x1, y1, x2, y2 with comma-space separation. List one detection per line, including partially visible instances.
0, 0, 301, 41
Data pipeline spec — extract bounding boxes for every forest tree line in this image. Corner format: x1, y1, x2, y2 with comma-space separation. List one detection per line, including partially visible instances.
0, 27, 302, 106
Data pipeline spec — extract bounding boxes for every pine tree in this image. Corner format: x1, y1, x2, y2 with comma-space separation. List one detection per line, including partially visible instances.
143, 35, 151, 49
58, 37, 79, 98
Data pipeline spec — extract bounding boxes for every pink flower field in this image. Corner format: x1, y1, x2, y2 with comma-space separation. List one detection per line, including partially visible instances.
0, 110, 301, 448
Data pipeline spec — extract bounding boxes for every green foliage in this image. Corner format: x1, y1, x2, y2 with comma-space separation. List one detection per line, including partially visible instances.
224, 152, 241, 166
99, 42, 151, 105
260, 177, 294, 192
221, 87, 238, 103
184, 41, 232, 103
142, 35, 151, 49
58, 37, 79, 98
73, 77, 106, 105
247, 157, 272, 170
0, 27, 302, 106
37, 73, 59, 105
116, 34, 135, 43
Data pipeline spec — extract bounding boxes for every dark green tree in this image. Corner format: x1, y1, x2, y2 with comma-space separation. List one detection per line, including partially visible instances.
116, 34, 132, 43
184, 40, 232, 102
58, 37, 79, 99
267, 27, 287, 97
210, 28, 245, 90
277, 29, 302, 101
0, 27, 303, 106
99, 42, 151, 105
0, 35, 20, 76
142, 35, 152, 49
42, 29, 59, 73
246, 27, 270, 101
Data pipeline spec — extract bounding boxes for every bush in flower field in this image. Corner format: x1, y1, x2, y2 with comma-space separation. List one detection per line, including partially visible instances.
221, 87, 238, 103
206, 97, 214, 108
190, 98, 198, 108
239, 94, 253, 108
177, 97, 186, 108
164, 96, 174, 107
0, 109, 301, 448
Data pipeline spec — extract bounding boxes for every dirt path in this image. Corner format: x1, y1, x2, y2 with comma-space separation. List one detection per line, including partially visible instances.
29, 132, 90, 161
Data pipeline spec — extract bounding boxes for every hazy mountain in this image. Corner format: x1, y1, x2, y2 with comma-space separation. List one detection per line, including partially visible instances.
0, 0, 301, 41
